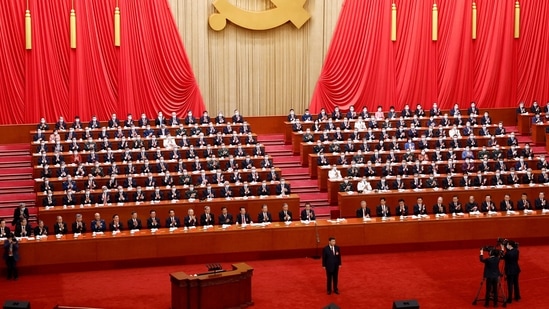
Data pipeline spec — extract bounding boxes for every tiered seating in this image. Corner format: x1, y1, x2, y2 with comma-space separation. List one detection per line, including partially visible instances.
29, 117, 297, 232
286, 107, 548, 209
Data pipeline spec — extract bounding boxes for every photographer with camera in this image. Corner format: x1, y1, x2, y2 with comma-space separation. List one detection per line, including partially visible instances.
501, 240, 521, 303
480, 247, 501, 307
3, 233, 19, 280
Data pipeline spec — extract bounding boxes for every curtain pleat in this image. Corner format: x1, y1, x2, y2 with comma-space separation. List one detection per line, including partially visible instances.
310, 0, 549, 113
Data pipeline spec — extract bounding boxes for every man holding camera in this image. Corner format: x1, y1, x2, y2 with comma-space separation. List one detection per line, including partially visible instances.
501, 241, 521, 303
480, 247, 500, 307
3, 233, 19, 280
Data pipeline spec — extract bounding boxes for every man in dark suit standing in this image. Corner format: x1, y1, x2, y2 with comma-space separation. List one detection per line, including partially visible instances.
479, 247, 501, 307
4, 233, 19, 280
322, 237, 341, 295
12, 203, 29, 227
502, 241, 521, 303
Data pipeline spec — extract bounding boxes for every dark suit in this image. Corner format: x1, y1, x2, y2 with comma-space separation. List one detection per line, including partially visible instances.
147, 217, 161, 229
322, 244, 341, 293
200, 213, 215, 226
376, 205, 391, 217
4, 239, 20, 279
356, 207, 371, 218
218, 213, 234, 225
502, 248, 521, 302
184, 216, 198, 227
257, 212, 273, 223
90, 220, 106, 232
480, 254, 501, 307
165, 216, 181, 228
53, 222, 68, 235
278, 210, 292, 222
33, 226, 48, 236
71, 221, 87, 234
12, 208, 29, 226
0, 226, 11, 238
236, 213, 251, 224
300, 209, 316, 221
15, 223, 32, 237
127, 218, 142, 230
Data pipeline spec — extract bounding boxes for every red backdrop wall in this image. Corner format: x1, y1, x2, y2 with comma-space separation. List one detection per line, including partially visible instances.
0, 0, 204, 125
310, 0, 549, 113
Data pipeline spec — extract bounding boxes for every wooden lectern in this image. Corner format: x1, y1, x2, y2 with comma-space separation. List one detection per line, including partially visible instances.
170, 263, 254, 309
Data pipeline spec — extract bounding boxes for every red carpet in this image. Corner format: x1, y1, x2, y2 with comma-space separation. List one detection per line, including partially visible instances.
3, 245, 548, 309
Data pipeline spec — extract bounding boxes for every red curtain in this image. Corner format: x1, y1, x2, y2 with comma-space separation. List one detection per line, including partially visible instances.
0, 0, 204, 125
0, 0, 25, 124
311, 0, 549, 113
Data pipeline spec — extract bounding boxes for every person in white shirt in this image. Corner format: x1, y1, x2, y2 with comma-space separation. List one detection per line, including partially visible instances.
357, 176, 372, 193
328, 165, 342, 180
448, 124, 462, 138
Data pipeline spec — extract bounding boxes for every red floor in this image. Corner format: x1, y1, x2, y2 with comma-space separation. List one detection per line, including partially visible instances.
2, 245, 547, 309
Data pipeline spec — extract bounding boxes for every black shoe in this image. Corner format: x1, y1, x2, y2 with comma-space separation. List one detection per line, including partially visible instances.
327, 291, 331, 295
506, 298, 512, 304
515, 297, 521, 301
14, 277, 18, 281
334, 290, 339, 295
493, 304, 498, 308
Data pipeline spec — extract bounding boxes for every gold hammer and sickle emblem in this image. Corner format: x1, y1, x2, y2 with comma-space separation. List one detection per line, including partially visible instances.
209, 0, 311, 31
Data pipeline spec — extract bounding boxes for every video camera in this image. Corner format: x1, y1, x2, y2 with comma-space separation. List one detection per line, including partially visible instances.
497, 237, 519, 248
481, 237, 518, 256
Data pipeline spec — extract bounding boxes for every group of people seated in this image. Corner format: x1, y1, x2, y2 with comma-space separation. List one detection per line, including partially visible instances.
32, 111, 294, 208
516, 101, 549, 125
41, 176, 291, 207
4, 202, 318, 238
355, 192, 549, 218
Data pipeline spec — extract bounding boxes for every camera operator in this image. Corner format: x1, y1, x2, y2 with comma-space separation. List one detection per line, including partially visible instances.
3, 233, 19, 280
501, 240, 521, 303
480, 247, 501, 307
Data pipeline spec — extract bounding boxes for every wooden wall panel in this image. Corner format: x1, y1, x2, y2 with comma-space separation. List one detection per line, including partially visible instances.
168, 0, 344, 117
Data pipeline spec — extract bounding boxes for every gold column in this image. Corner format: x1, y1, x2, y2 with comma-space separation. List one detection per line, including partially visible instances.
472, 1, 477, 40
25, 0, 32, 50
391, 2, 397, 42
70, 0, 76, 49
114, 0, 121, 46
432, 3, 438, 41
514, 1, 520, 39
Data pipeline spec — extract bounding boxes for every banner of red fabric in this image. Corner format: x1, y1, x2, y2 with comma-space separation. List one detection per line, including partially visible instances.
310, 0, 549, 113
0, 0, 204, 125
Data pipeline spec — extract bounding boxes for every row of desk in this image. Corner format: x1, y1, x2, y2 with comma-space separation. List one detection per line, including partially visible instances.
298, 135, 509, 166
336, 184, 548, 217
283, 108, 517, 144
14, 212, 549, 268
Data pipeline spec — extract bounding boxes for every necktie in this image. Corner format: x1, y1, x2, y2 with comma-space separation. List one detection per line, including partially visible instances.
241, 215, 245, 223
332, 246, 335, 255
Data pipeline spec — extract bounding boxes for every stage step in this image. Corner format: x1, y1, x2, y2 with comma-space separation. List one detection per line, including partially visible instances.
257, 134, 284, 142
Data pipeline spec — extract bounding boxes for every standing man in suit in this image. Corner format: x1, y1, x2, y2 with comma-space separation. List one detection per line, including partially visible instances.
479, 247, 501, 307
322, 237, 342, 295
3, 233, 19, 280
12, 203, 29, 227
502, 241, 521, 303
